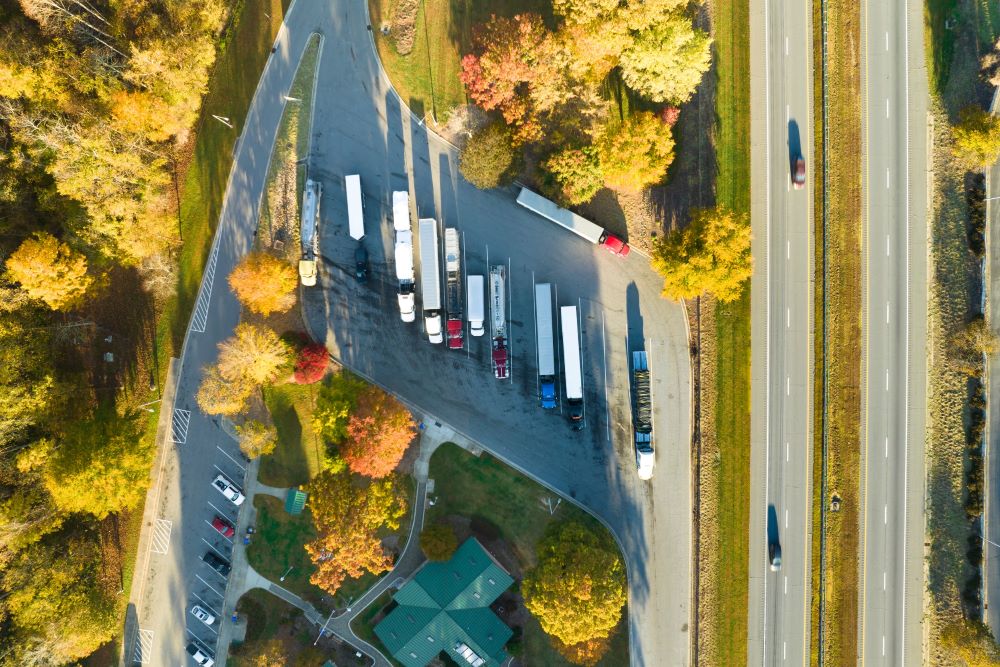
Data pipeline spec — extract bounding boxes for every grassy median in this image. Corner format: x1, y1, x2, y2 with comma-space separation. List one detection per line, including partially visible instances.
817, 0, 862, 662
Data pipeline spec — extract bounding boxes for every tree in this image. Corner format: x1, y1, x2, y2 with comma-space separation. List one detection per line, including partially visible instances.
619, 15, 712, 104
419, 523, 459, 561
228, 252, 298, 316
650, 207, 752, 302
940, 620, 1000, 666
459, 121, 522, 189
232, 638, 288, 667
293, 343, 330, 384
522, 521, 627, 646
197, 364, 255, 416
551, 635, 612, 666
236, 420, 278, 459
305, 471, 407, 595
312, 371, 367, 444
949, 315, 998, 377
953, 106, 1000, 170
596, 111, 675, 192
340, 387, 416, 478
0, 314, 56, 447
4, 232, 93, 310
43, 413, 153, 519
540, 147, 604, 206
216, 323, 291, 386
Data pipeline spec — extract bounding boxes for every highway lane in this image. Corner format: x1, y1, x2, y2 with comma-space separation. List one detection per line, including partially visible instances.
748, 0, 814, 663
859, 0, 928, 663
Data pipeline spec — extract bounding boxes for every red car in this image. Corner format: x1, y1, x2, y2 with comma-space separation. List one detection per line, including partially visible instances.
211, 516, 235, 538
793, 157, 806, 189
601, 233, 631, 257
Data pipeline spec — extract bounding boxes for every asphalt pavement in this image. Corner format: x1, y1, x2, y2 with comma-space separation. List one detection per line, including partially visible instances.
858, 0, 928, 663
127, 1, 695, 665
747, 0, 815, 664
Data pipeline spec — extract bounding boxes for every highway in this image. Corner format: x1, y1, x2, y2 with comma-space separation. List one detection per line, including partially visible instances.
859, 0, 928, 663
747, 0, 814, 663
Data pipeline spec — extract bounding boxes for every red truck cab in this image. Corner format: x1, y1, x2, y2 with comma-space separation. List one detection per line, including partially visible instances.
447, 319, 464, 350
600, 233, 630, 257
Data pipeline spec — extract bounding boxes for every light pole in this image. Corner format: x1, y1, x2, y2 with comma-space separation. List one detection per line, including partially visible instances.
280, 565, 294, 581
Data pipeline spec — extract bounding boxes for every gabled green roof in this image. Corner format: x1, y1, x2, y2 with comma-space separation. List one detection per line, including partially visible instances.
374, 539, 514, 667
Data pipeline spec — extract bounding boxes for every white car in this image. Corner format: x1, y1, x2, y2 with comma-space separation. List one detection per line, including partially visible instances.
186, 643, 214, 666
190, 605, 215, 627
212, 474, 245, 506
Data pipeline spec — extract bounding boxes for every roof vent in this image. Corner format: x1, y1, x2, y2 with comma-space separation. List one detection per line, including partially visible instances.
487, 578, 496, 585
428, 636, 434, 642
473, 591, 481, 599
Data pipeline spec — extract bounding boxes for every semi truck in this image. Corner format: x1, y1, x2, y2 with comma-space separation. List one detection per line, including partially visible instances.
489, 266, 509, 379
345, 174, 365, 240
418, 218, 443, 344
560, 305, 584, 428
467, 275, 485, 337
515, 187, 630, 256
392, 191, 416, 322
444, 228, 464, 350
632, 350, 655, 480
298, 179, 321, 286
535, 283, 557, 408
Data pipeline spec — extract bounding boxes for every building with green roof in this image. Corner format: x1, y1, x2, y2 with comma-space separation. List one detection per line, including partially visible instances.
374, 538, 514, 667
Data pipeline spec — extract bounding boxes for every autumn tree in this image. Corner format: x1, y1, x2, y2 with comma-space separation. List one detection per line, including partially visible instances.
232, 638, 289, 667
0, 314, 56, 447
460, 121, 522, 189
228, 252, 299, 316
340, 386, 416, 478
949, 315, 998, 377
312, 371, 368, 444
420, 523, 459, 561
953, 105, 1000, 170
4, 232, 93, 310
940, 620, 1000, 666
305, 470, 407, 594
650, 207, 752, 302
551, 635, 612, 666
43, 413, 153, 519
236, 420, 278, 459
541, 147, 604, 206
619, 14, 712, 104
293, 343, 330, 384
522, 521, 627, 646
217, 323, 291, 386
596, 111, 675, 192
197, 364, 255, 416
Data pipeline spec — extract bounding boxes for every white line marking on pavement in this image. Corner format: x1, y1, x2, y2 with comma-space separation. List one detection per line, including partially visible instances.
171, 409, 191, 444
886, 98, 890, 118
508, 257, 514, 384
191, 592, 222, 617
601, 310, 610, 442
784, 576, 787, 595
201, 537, 229, 558
203, 521, 234, 544
883, 635, 886, 656
786, 442, 789, 463
884, 504, 888, 524
216, 445, 247, 471
783, 642, 786, 661
191, 243, 219, 333
886, 167, 890, 189
885, 31, 889, 50
196, 574, 224, 596
885, 436, 889, 458
150, 519, 171, 555
886, 302, 890, 324
134, 629, 153, 664
886, 234, 890, 256
886, 369, 889, 391
786, 240, 790, 259
884, 571, 887, 591
785, 509, 788, 528
785, 36, 789, 55
787, 308, 790, 328
786, 377, 790, 395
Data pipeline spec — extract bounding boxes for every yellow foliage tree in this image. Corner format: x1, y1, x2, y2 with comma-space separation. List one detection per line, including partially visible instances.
228, 253, 299, 316
650, 207, 752, 302
235, 419, 278, 459
953, 106, 1000, 170
596, 111, 675, 192
196, 365, 254, 417
4, 232, 93, 311
216, 323, 291, 386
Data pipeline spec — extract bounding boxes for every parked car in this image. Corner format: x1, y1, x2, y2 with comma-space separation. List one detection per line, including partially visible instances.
190, 605, 216, 627
185, 643, 215, 666
769, 541, 782, 572
202, 552, 231, 576
212, 474, 245, 506
792, 157, 806, 189
354, 244, 368, 284
211, 515, 235, 538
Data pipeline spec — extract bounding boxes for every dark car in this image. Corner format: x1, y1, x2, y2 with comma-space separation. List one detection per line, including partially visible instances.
768, 541, 782, 572
202, 551, 231, 576
792, 157, 806, 189
354, 244, 368, 284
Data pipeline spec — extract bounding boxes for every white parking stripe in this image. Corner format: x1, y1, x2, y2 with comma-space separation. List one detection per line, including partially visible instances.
196, 574, 225, 596
191, 592, 222, 617
216, 445, 247, 471
203, 521, 234, 544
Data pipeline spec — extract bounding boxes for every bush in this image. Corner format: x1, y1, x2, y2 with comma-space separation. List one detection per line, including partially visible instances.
294, 344, 329, 384
540, 147, 603, 206
459, 121, 522, 189
419, 523, 459, 561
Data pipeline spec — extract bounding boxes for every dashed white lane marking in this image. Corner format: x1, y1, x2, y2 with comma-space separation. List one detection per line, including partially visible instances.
786, 442, 789, 462
884, 504, 888, 524
886, 167, 890, 189
885, 369, 889, 391
783, 641, 787, 661
150, 519, 171, 555
784, 576, 788, 595
886, 98, 890, 118
885, 436, 889, 458
786, 377, 790, 395
785, 509, 788, 528
134, 629, 154, 664
885, 31, 889, 50
171, 409, 191, 444
787, 308, 790, 328
883, 571, 887, 591
786, 240, 790, 259
886, 302, 890, 324
882, 635, 886, 656
886, 234, 890, 256
785, 36, 789, 55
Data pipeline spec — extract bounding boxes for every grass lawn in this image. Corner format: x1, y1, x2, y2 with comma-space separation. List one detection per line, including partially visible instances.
236, 588, 300, 643
367, 0, 553, 124
702, 0, 751, 662
424, 443, 627, 666
246, 495, 323, 606
261, 383, 325, 487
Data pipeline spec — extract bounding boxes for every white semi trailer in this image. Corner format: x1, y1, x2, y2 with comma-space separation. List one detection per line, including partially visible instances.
418, 218, 443, 344
560, 305, 584, 429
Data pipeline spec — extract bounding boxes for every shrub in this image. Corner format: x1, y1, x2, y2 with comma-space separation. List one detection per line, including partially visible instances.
294, 344, 329, 384
420, 524, 459, 561
459, 121, 522, 189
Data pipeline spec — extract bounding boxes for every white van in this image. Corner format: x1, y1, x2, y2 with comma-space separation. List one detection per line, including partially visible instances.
467, 275, 485, 337
345, 174, 364, 240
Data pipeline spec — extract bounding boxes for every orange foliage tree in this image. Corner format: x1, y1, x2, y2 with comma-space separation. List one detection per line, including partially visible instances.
340, 387, 416, 478
305, 470, 407, 595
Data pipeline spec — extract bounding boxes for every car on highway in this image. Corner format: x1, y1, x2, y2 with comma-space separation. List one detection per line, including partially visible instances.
212, 474, 245, 506
211, 515, 235, 538
202, 551, 231, 576
185, 643, 215, 666
769, 541, 782, 571
190, 605, 216, 627
354, 244, 368, 284
792, 157, 806, 189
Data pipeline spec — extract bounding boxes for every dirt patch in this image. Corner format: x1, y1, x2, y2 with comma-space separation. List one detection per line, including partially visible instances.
390, 0, 419, 55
